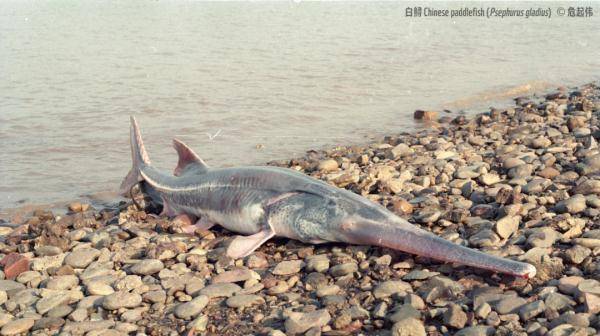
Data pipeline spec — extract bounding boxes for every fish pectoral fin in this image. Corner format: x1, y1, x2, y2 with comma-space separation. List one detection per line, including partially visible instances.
226, 228, 275, 259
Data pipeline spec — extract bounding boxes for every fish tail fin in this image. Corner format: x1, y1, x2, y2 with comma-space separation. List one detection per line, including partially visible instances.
119, 116, 151, 197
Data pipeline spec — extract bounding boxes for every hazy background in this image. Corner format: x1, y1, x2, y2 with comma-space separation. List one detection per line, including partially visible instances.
1, 1, 599, 210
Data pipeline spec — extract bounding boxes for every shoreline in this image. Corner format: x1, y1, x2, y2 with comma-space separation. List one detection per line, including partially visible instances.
0, 82, 599, 335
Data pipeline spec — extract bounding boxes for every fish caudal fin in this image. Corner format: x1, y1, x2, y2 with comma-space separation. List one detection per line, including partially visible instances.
119, 116, 151, 197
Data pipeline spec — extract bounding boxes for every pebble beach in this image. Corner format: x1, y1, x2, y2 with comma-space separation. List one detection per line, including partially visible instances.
0, 82, 599, 336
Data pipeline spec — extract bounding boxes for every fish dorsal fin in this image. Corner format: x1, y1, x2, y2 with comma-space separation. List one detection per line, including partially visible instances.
172, 138, 209, 176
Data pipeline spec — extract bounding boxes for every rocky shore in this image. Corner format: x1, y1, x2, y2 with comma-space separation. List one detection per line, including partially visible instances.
1, 83, 600, 336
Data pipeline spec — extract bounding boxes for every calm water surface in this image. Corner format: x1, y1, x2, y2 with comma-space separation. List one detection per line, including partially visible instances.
1, 1, 599, 211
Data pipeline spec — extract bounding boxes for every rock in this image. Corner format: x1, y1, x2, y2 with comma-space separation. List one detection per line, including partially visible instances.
373, 280, 411, 299
316, 285, 340, 298
305, 255, 330, 273
212, 268, 258, 283
495, 216, 520, 239
414, 110, 438, 121
555, 194, 587, 214
32, 317, 64, 331
129, 259, 164, 275
508, 164, 532, 179
0, 314, 10, 328
329, 263, 357, 277
246, 254, 268, 269
34, 246, 61, 257
475, 302, 491, 319
564, 245, 591, 264
318, 159, 338, 172
545, 292, 575, 311
519, 300, 545, 320
36, 294, 70, 315
45, 275, 78, 290
573, 179, 600, 194
388, 304, 420, 322
528, 228, 560, 248
455, 326, 495, 336
86, 281, 115, 296
558, 276, 584, 295
0, 253, 29, 280
390, 144, 414, 159
444, 303, 467, 328
503, 158, 525, 170
272, 260, 304, 276
61, 320, 115, 334
0, 318, 34, 335
47, 304, 73, 318
538, 167, 560, 179
225, 294, 265, 308
392, 199, 413, 214
199, 283, 241, 298
479, 173, 500, 186
391, 317, 426, 336
583, 293, 600, 314
494, 296, 527, 314
64, 248, 100, 268
102, 292, 142, 310
285, 309, 331, 335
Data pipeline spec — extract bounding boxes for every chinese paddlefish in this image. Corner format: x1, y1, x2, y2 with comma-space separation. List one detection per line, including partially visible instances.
120, 117, 537, 278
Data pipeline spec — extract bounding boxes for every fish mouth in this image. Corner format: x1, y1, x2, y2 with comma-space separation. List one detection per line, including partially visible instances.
340, 216, 537, 278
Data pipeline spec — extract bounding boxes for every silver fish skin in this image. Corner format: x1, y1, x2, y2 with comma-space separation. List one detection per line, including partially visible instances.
120, 117, 537, 279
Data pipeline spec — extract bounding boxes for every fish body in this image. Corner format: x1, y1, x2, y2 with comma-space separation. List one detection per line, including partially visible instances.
120, 117, 536, 278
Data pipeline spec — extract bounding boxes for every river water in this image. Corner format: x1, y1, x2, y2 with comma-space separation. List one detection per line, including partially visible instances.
1, 1, 599, 212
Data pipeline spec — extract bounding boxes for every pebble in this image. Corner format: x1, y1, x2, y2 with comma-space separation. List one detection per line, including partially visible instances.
306, 255, 330, 273
0, 318, 34, 335
519, 300, 545, 320
102, 292, 142, 310
494, 297, 527, 314
45, 275, 79, 290
555, 194, 587, 214
373, 280, 411, 299
329, 263, 357, 277
285, 309, 331, 335
129, 259, 164, 275
318, 159, 338, 172
199, 283, 241, 298
225, 294, 265, 308
444, 303, 467, 328
174, 295, 209, 319
495, 215, 520, 239
272, 260, 304, 275
86, 281, 115, 295
391, 317, 426, 336
63, 248, 100, 268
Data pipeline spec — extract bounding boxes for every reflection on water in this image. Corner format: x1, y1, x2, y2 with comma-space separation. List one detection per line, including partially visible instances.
1, 1, 599, 210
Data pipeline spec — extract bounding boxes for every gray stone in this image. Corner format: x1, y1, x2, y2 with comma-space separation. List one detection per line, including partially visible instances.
555, 194, 587, 214
444, 303, 467, 328
45, 275, 79, 290
174, 295, 209, 319
272, 260, 304, 276
519, 300, 545, 320
129, 259, 164, 275
285, 309, 331, 335
329, 263, 357, 277
225, 294, 265, 308
199, 283, 241, 298
102, 292, 142, 310
373, 280, 411, 299
64, 248, 100, 268
0, 318, 34, 335
391, 317, 426, 336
